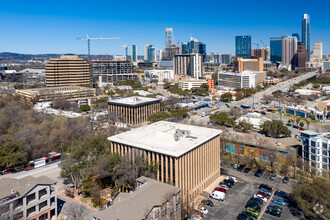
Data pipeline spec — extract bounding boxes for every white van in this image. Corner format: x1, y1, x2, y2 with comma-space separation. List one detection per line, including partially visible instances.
210, 191, 225, 201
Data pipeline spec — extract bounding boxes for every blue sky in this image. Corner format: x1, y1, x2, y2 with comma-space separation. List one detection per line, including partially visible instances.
1, 0, 329, 56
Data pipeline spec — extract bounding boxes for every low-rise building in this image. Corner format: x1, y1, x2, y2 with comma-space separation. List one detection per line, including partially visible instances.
93, 176, 181, 220
144, 69, 174, 84
0, 176, 57, 220
107, 96, 160, 125
285, 104, 326, 121
107, 121, 222, 201
263, 77, 280, 85
178, 79, 207, 90
235, 112, 271, 130
16, 86, 96, 103
301, 131, 330, 176
218, 71, 256, 89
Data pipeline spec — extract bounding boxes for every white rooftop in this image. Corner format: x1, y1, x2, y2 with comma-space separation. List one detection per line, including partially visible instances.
107, 96, 160, 106
108, 121, 222, 157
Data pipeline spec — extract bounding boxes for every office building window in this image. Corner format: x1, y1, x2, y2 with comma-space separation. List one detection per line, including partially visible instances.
323, 150, 327, 156
311, 141, 316, 147
322, 142, 327, 149
311, 155, 316, 161
311, 148, 316, 154
323, 157, 328, 163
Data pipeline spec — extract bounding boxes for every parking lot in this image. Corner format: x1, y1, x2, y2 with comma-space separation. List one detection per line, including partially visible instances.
205, 167, 299, 220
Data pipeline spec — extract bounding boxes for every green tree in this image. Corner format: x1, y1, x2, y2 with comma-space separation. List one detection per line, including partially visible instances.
148, 111, 171, 122
221, 93, 233, 102
80, 104, 91, 111
293, 178, 330, 219
209, 111, 234, 126
234, 119, 253, 133
170, 108, 189, 118
261, 120, 291, 138
299, 121, 304, 128
0, 139, 28, 169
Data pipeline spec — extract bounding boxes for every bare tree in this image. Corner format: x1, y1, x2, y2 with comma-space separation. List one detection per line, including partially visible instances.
62, 203, 90, 220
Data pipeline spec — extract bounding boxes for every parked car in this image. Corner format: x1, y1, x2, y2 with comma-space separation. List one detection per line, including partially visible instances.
275, 191, 288, 198
195, 206, 208, 215
201, 200, 214, 207
267, 205, 282, 212
254, 169, 263, 177
226, 176, 238, 182
246, 203, 261, 212
260, 111, 266, 115
237, 211, 257, 220
241, 211, 257, 220
237, 165, 246, 171
270, 174, 276, 180
3, 168, 16, 174
243, 168, 251, 173
233, 164, 238, 169
210, 191, 225, 201
246, 207, 259, 217
272, 199, 287, 206
283, 177, 289, 183
257, 192, 270, 199
259, 184, 272, 192
214, 187, 227, 194
259, 188, 272, 196
266, 206, 282, 217
254, 194, 268, 203
219, 184, 229, 190
224, 178, 235, 186
246, 199, 263, 208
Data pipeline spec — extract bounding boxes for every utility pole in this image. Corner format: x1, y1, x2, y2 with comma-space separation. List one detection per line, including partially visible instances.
77, 34, 120, 57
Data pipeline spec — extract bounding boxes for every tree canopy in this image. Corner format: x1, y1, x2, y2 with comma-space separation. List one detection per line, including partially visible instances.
261, 120, 291, 138
209, 111, 234, 126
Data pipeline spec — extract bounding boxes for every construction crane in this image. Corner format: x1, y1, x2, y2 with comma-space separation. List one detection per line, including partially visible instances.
77, 34, 120, 57
260, 40, 267, 47
253, 43, 259, 49
121, 44, 129, 60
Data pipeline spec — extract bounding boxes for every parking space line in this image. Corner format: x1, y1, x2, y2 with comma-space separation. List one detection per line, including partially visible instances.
257, 191, 275, 220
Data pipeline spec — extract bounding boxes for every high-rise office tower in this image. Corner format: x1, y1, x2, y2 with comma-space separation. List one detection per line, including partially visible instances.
235, 35, 251, 59
311, 41, 323, 60
211, 53, 231, 64
131, 45, 137, 62
270, 38, 282, 62
165, 28, 174, 48
292, 33, 300, 42
294, 43, 308, 68
281, 36, 297, 65
144, 45, 157, 62
302, 14, 311, 61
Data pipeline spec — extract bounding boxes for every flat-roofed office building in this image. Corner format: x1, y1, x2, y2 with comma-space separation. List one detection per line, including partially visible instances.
107, 121, 222, 201
45, 55, 91, 87
107, 96, 160, 125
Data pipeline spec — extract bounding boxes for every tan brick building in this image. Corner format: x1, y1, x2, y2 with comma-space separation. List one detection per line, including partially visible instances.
107, 121, 222, 201
233, 57, 264, 72
107, 96, 160, 125
45, 55, 91, 87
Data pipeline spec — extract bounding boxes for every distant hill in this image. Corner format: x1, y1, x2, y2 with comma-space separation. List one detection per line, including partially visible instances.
0, 52, 108, 61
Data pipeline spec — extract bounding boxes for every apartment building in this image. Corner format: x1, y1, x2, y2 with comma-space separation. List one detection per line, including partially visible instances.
301, 131, 330, 176
107, 121, 222, 201
144, 69, 174, 84
173, 54, 203, 79
0, 176, 57, 220
45, 55, 91, 87
233, 57, 264, 72
107, 96, 160, 125
91, 60, 137, 84
218, 71, 256, 89
93, 176, 181, 220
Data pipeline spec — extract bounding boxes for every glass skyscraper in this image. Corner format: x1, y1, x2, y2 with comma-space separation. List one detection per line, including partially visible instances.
180, 37, 206, 62
270, 37, 282, 62
292, 33, 300, 42
131, 45, 137, 62
302, 14, 310, 61
165, 28, 174, 48
235, 35, 251, 59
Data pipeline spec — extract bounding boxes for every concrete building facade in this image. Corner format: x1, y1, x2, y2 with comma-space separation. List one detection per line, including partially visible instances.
218, 71, 256, 89
281, 36, 297, 65
107, 121, 222, 201
45, 55, 91, 87
16, 86, 96, 103
0, 176, 57, 220
144, 69, 174, 84
107, 96, 160, 125
251, 48, 267, 61
311, 41, 323, 60
91, 60, 137, 85
178, 79, 207, 90
174, 54, 203, 79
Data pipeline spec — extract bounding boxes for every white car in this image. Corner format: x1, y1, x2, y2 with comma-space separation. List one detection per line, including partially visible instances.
195, 206, 208, 215
254, 194, 268, 203
226, 176, 237, 182
219, 185, 229, 190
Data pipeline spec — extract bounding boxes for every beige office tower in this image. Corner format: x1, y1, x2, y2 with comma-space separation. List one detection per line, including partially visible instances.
108, 121, 222, 202
45, 55, 91, 87
173, 54, 203, 79
281, 36, 297, 65
311, 41, 323, 60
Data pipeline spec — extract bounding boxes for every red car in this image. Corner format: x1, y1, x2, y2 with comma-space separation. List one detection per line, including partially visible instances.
214, 187, 227, 193
258, 192, 270, 199
299, 127, 305, 131
3, 168, 16, 174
